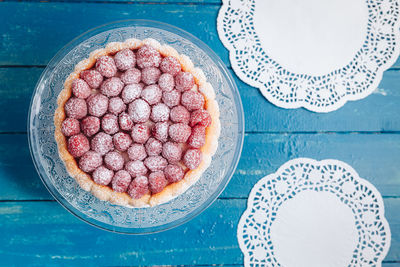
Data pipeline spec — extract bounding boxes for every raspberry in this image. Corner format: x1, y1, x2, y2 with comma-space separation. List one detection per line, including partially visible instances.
141, 67, 161, 85
175, 72, 195, 92
150, 103, 170, 122
68, 134, 90, 158
96, 55, 117, 78
80, 69, 103, 89
79, 151, 102, 173
121, 68, 141, 85
118, 112, 134, 131
113, 132, 132, 151
100, 77, 124, 97
81, 116, 100, 137
101, 114, 119, 135
152, 122, 169, 143
145, 138, 162, 156
91, 132, 114, 156
92, 166, 114, 186
181, 91, 205, 111
170, 105, 190, 124
131, 123, 150, 144
71, 78, 91, 99
65, 97, 87, 119
160, 56, 181, 76
136, 45, 161, 69
121, 83, 142, 104
125, 160, 147, 177
164, 164, 184, 183
162, 90, 181, 108
127, 144, 147, 161
114, 49, 136, 71
183, 149, 202, 170
169, 123, 191, 143
158, 73, 175, 92
148, 171, 167, 194
112, 170, 132, 193
128, 99, 151, 123
61, 118, 80, 137
128, 175, 149, 199
144, 156, 168, 172
188, 125, 206, 148
87, 94, 109, 117
108, 97, 126, 115
104, 151, 124, 171
141, 84, 162, 105
190, 109, 212, 127
162, 142, 182, 163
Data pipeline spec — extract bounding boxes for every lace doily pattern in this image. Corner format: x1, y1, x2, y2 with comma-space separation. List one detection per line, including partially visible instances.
217, 0, 400, 112
237, 158, 391, 266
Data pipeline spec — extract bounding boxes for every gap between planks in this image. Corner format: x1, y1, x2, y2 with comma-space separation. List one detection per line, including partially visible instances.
1, 195, 399, 202
0, 0, 222, 5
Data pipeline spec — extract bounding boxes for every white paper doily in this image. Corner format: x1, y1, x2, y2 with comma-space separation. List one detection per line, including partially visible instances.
237, 158, 391, 266
217, 0, 400, 112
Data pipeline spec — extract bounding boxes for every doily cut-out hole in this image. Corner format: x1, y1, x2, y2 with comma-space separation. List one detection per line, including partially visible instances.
217, 0, 400, 112
237, 158, 391, 267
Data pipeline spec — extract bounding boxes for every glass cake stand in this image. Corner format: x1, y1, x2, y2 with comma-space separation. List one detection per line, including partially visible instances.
28, 20, 244, 234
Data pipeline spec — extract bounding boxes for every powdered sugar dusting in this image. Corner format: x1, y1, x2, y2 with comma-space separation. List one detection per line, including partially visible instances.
87, 94, 109, 117
151, 103, 170, 122
128, 99, 151, 123
92, 166, 114, 185
141, 84, 162, 105
91, 132, 114, 156
104, 151, 124, 171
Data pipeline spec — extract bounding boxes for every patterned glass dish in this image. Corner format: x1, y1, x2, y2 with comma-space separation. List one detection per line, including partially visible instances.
28, 20, 244, 234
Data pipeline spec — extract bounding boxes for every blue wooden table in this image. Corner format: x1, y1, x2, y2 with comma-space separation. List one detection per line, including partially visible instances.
1, 1, 400, 265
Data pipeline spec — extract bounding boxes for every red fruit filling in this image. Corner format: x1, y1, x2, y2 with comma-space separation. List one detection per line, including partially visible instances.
108, 97, 126, 115
114, 49, 136, 71
112, 170, 132, 193
61, 118, 80, 137
164, 164, 184, 183
79, 151, 103, 173
96, 56, 117, 78
175, 72, 194, 92
170, 105, 190, 124
65, 97, 87, 120
68, 134, 90, 158
160, 56, 181, 76
121, 68, 141, 85
62, 44, 214, 198
148, 171, 168, 194
72, 78, 91, 99
80, 69, 103, 89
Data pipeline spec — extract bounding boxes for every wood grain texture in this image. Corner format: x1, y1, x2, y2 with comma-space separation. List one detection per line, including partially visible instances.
1, 67, 400, 133
1, 133, 399, 200
0, 199, 399, 265
2, 1, 400, 68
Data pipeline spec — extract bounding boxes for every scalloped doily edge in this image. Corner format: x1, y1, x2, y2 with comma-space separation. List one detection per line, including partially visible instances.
237, 157, 391, 266
217, 0, 400, 113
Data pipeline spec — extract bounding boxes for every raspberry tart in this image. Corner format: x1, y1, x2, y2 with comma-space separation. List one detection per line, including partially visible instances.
54, 38, 220, 207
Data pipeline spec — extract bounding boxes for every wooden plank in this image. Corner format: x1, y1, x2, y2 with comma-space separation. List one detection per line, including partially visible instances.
0, 199, 399, 265
2, 2, 400, 69
61, 0, 221, 3
0, 2, 226, 65
1, 133, 399, 200
1, 67, 400, 133
222, 132, 400, 198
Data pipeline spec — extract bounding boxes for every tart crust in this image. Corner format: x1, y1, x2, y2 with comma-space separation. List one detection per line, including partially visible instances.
54, 38, 221, 207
